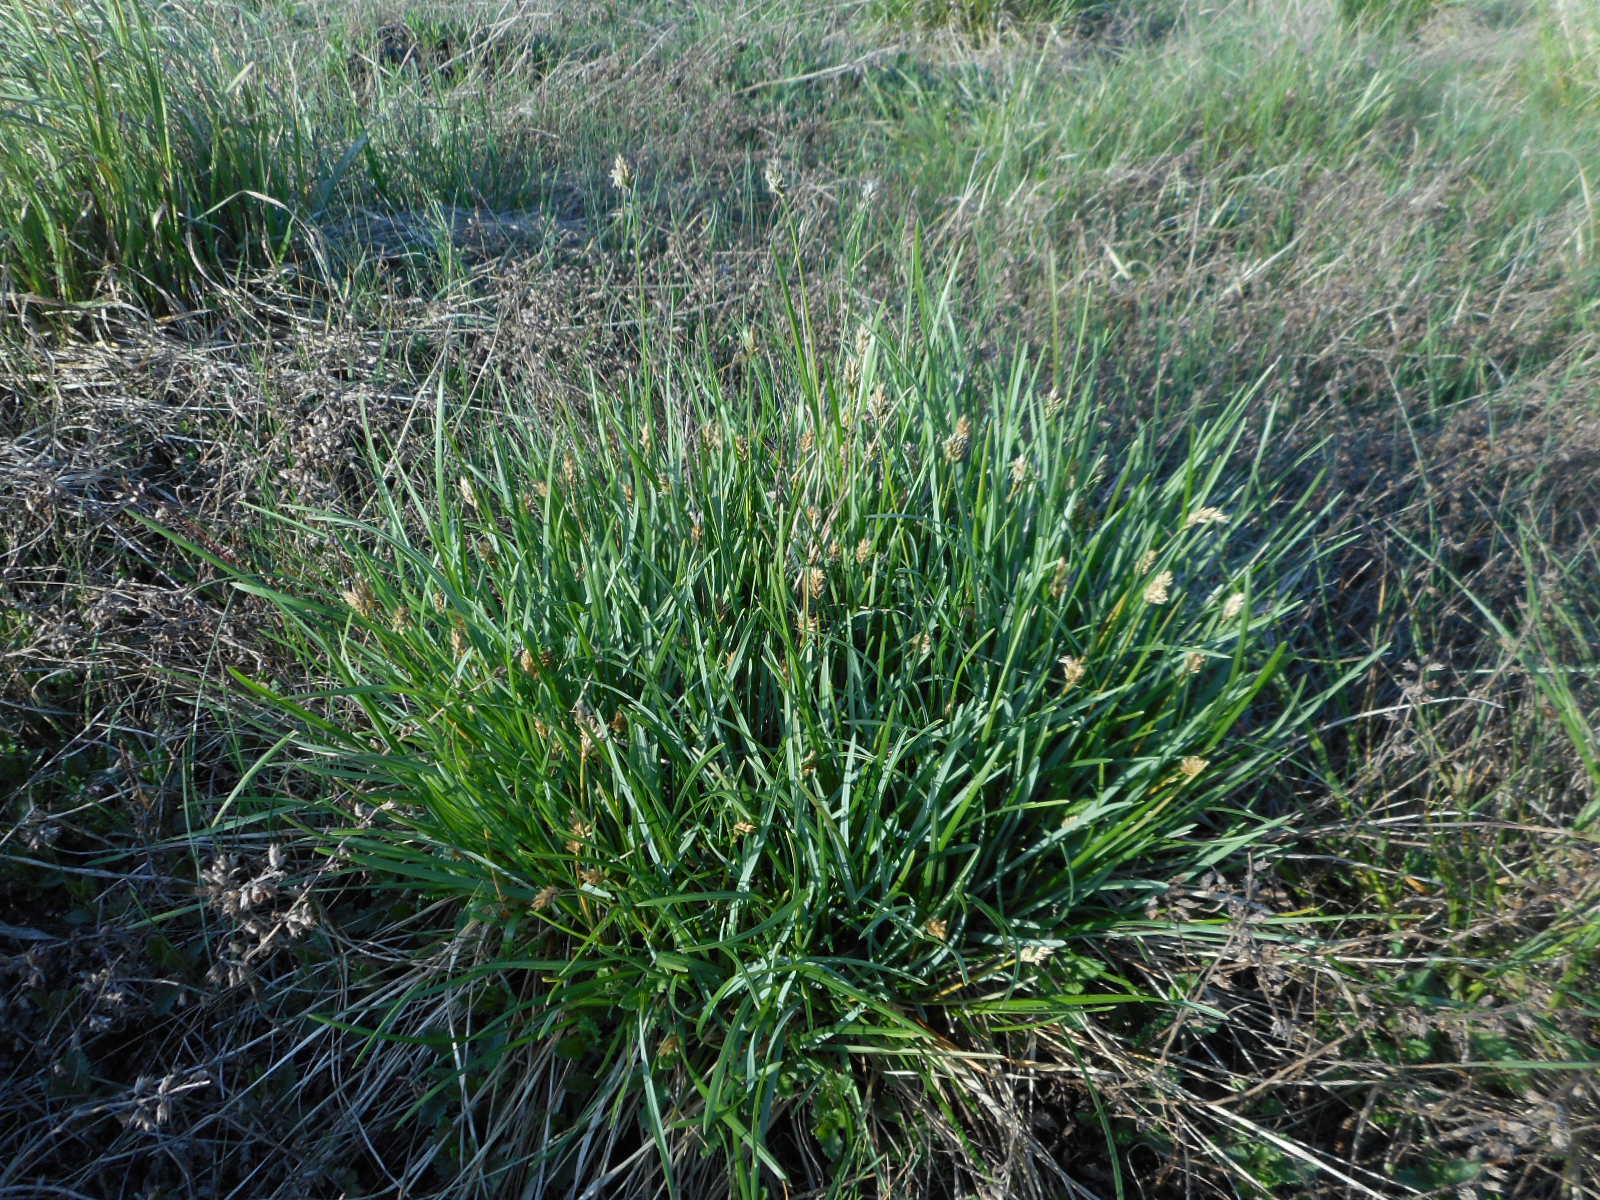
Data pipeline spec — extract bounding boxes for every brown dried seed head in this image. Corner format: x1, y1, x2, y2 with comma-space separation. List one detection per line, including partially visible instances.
1138, 550, 1158, 575
1059, 655, 1086, 691
733, 820, 757, 837
1185, 651, 1205, 675
855, 537, 873, 565
1144, 571, 1173, 605
926, 918, 948, 940
1050, 557, 1070, 599
531, 885, 559, 912
342, 581, 378, 619
869, 385, 891, 421
1222, 593, 1245, 621
1179, 756, 1208, 779
1010, 455, 1031, 486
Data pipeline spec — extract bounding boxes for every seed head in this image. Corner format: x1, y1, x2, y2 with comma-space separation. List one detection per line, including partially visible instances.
1179, 756, 1208, 779
1058, 655, 1086, 692
341, 580, 377, 619
925, 918, 949, 940
855, 323, 874, 359
1144, 571, 1173, 605
855, 537, 873, 565
943, 416, 972, 464
531, 885, 559, 912
1138, 550, 1158, 575
1185, 651, 1205, 675
1050, 557, 1070, 599
869, 385, 891, 422
1020, 944, 1054, 965
458, 476, 478, 511
803, 566, 827, 600
1010, 455, 1032, 487
1185, 506, 1230, 528
763, 159, 786, 198
610, 153, 634, 191
1222, 593, 1245, 621
450, 621, 469, 659
733, 820, 756, 837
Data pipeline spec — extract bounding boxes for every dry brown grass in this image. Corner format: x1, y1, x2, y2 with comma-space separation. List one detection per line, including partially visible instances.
4, 1, 1599, 1196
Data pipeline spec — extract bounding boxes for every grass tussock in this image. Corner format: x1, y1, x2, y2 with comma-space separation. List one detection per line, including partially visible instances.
206, 299, 1342, 1193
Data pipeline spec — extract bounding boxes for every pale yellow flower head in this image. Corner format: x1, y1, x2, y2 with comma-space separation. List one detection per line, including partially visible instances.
943, 416, 972, 464
1185, 506, 1230, 529
610, 153, 634, 191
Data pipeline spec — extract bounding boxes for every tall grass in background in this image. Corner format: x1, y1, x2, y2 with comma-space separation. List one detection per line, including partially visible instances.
187, 279, 1355, 1194
0, 0, 330, 307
